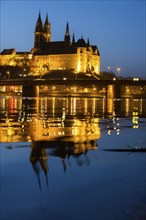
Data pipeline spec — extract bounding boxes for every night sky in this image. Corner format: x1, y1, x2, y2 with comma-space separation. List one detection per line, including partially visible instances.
0, 0, 145, 78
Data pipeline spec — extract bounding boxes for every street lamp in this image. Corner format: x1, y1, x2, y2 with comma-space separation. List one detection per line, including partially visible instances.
117, 67, 120, 77
107, 66, 111, 71
7, 71, 10, 79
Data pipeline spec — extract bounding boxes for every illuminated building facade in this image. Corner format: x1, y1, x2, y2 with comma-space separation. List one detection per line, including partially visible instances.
0, 13, 100, 76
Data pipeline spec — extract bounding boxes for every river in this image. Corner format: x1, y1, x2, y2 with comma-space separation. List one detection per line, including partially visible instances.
0, 95, 146, 220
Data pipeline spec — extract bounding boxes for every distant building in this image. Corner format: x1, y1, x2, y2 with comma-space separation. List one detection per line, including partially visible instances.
0, 12, 100, 76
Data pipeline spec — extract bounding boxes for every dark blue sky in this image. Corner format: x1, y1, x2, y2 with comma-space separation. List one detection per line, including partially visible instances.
0, 0, 145, 78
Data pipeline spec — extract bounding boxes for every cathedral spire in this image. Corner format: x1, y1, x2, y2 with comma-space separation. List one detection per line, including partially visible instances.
35, 11, 43, 32
38, 11, 41, 22
44, 13, 49, 26
66, 22, 69, 36
64, 22, 70, 43
34, 11, 44, 48
72, 33, 75, 44
44, 13, 51, 42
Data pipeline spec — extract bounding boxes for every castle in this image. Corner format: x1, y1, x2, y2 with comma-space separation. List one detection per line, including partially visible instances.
0, 13, 100, 76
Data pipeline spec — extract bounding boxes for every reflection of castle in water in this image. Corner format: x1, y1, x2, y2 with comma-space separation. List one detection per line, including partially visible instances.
30, 139, 97, 190
0, 96, 146, 142
30, 142, 49, 191
29, 116, 101, 143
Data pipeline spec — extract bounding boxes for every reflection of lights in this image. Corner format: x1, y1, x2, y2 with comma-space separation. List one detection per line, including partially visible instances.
84, 98, 88, 114
132, 112, 138, 116
29, 117, 101, 143
52, 97, 56, 116
116, 129, 120, 135
73, 97, 76, 114
133, 125, 139, 129
132, 111, 139, 128
132, 118, 138, 124
107, 98, 113, 114
108, 130, 111, 135
92, 98, 96, 114
125, 98, 129, 114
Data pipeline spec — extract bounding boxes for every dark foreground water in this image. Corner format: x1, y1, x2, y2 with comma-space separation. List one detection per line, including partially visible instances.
0, 96, 146, 220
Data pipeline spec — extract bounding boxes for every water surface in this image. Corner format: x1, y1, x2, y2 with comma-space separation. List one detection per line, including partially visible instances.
0, 96, 146, 220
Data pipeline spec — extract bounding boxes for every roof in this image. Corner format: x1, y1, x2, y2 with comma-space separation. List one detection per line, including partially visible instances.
16, 52, 30, 55
1, 48, 16, 55
33, 38, 100, 56
76, 38, 87, 47
34, 41, 77, 55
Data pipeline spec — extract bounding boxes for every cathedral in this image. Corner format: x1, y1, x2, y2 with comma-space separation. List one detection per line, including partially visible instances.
0, 13, 100, 76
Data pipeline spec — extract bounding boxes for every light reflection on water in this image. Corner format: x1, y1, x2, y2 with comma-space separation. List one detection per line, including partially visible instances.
0, 96, 146, 220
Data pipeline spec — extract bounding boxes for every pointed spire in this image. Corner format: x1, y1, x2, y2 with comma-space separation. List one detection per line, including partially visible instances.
43, 12, 51, 42
72, 33, 75, 44
64, 22, 70, 43
66, 22, 69, 36
35, 11, 43, 32
87, 37, 90, 46
44, 13, 49, 26
38, 11, 41, 22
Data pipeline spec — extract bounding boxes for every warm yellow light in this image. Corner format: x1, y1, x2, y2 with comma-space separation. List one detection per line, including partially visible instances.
95, 66, 99, 73
73, 87, 77, 92
77, 61, 80, 72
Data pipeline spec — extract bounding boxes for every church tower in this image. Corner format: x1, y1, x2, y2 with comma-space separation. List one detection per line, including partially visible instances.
64, 22, 70, 43
43, 13, 51, 42
34, 12, 44, 49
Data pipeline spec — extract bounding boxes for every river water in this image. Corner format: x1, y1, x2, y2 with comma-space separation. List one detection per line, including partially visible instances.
0, 96, 146, 220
